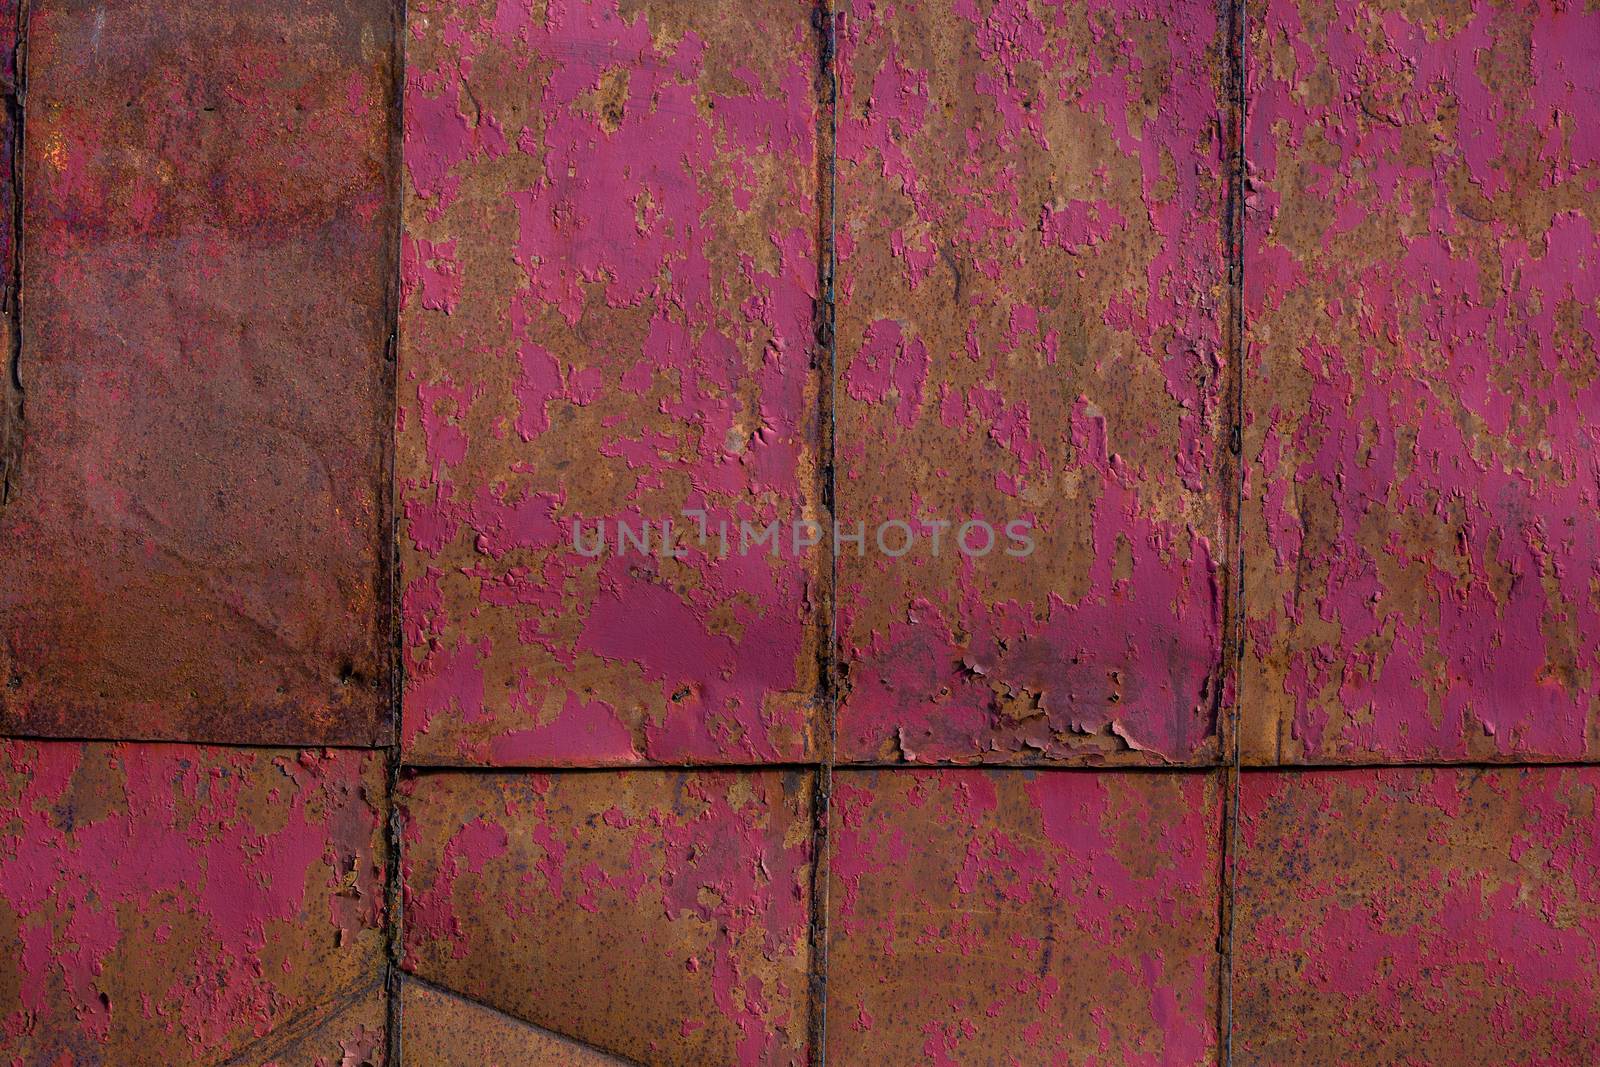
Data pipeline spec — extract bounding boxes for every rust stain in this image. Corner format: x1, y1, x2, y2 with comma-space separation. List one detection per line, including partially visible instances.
399, 768, 813, 1065
230, 982, 387, 1067
0, 0, 18, 513
0, 0, 396, 745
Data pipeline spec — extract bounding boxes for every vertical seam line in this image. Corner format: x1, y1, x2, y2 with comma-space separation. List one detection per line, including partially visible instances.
1221, 0, 1249, 1062
2, 0, 28, 512
806, 3, 839, 1064
384, 0, 408, 1060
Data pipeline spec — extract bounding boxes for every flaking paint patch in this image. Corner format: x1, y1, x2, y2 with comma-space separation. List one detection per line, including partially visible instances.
1234, 767, 1600, 1063
827, 768, 1222, 1064
0, 0, 395, 745
833, 0, 1230, 766
399, 0, 823, 765
399, 768, 813, 1065
1241, 0, 1600, 762
0, 742, 387, 1066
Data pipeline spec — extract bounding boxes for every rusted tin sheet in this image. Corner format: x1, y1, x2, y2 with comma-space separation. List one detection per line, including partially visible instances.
1235, 768, 1600, 1063
1241, 0, 1600, 762
399, 769, 813, 1064
0, 0, 396, 746
399, 0, 822, 765
401, 977, 627, 1065
0, 742, 388, 1065
833, 0, 1230, 766
828, 768, 1221, 1064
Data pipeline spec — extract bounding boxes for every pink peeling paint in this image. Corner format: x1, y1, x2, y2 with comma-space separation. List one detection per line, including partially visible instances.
399, 0, 823, 766
0, 742, 386, 1065
832, 0, 1230, 765
1243, 0, 1600, 762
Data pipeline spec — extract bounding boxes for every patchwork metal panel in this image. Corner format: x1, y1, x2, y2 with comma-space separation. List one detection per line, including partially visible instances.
1241, 0, 1600, 762
399, 0, 823, 765
0, 742, 388, 1065
399, 768, 813, 1064
401, 978, 627, 1065
1234, 768, 1600, 1063
827, 768, 1222, 1064
0, 0, 395, 746
832, 0, 1230, 765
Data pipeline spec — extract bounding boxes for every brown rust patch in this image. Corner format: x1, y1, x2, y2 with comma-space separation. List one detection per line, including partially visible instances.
0, 0, 396, 745
0, 0, 19, 514
401, 977, 628, 1065
225, 981, 387, 1067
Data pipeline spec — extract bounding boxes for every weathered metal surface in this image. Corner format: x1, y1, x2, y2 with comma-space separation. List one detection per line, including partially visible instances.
9, 0, 1600, 1062
399, 0, 823, 765
401, 977, 627, 1065
833, 0, 1230, 766
1235, 768, 1600, 1063
828, 768, 1221, 1064
0, 0, 395, 745
1241, 0, 1600, 762
233, 982, 387, 1067
399, 768, 813, 1064
0, 742, 388, 1065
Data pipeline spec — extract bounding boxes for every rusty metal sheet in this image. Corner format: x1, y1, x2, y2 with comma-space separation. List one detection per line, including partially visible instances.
401, 977, 627, 1065
1234, 768, 1600, 1063
399, 768, 813, 1064
827, 768, 1221, 1064
1241, 0, 1600, 762
399, 0, 823, 765
0, 742, 388, 1065
0, 0, 395, 745
833, 0, 1230, 766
